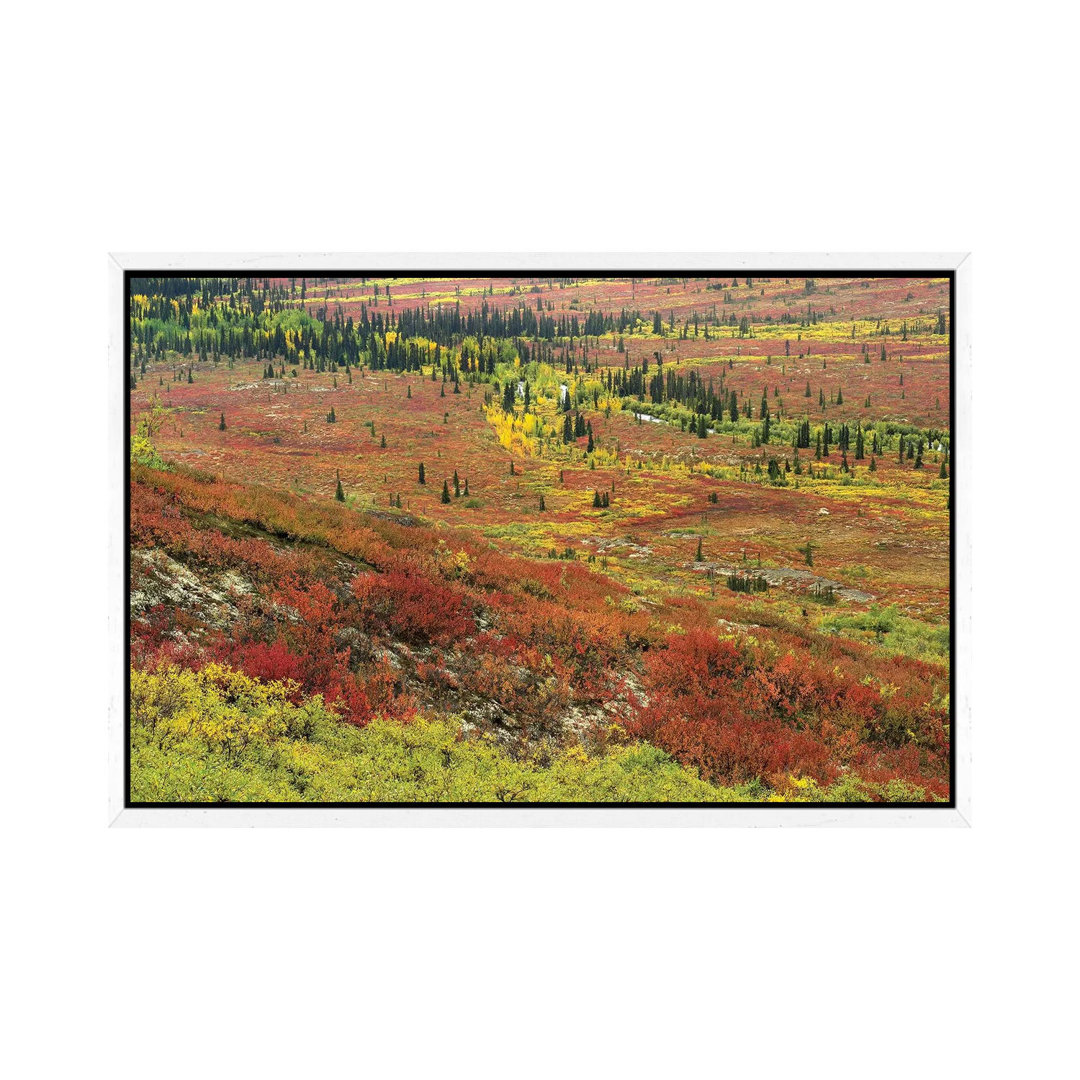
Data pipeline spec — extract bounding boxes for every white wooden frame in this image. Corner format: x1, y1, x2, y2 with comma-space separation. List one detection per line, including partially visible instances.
108, 253, 971, 827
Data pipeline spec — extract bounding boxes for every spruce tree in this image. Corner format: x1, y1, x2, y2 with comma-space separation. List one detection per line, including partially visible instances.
219, 413, 226, 431
418, 462, 425, 484
335, 472, 345, 502
695, 537, 703, 561
441, 480, 451, 503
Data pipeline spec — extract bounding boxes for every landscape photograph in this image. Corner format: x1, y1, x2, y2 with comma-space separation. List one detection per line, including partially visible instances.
127, 271, 953, 806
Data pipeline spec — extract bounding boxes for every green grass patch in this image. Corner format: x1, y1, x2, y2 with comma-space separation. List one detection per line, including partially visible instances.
821, 604, 950, 664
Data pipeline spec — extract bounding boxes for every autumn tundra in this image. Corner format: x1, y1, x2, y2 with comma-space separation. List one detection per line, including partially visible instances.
128, 273, 952, 804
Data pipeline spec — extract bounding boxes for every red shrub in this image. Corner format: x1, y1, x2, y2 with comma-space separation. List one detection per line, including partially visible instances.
219, 637, 305, 693
626, 627, 930, 791
353, 569, 474, 646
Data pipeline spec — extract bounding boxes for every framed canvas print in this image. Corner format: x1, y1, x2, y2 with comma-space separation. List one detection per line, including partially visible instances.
109, 254, 970, 825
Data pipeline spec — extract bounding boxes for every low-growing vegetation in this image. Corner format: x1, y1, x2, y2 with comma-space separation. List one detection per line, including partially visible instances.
129, 273, 952, 804
131, 664, 937, 803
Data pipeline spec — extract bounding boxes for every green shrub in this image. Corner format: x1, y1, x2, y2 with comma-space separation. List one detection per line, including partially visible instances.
821, 604, 949, 663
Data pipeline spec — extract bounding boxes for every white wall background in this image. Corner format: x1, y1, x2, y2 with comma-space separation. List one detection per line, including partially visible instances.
3, 2, 1074, 1077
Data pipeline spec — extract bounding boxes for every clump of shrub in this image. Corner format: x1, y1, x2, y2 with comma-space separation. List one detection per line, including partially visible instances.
130, 664, 751, 803
822, 604, 950, 662
624, 626, 949, 800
